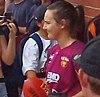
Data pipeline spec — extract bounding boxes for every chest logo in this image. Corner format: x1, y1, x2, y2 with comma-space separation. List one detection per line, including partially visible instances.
61, 56, 69, 68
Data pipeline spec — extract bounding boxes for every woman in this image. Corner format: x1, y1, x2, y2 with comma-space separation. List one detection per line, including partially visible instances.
0, 19, 17, 97
43, 1, 85, 97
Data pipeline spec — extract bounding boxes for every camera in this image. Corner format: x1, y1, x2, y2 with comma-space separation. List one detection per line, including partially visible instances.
0, 13, 12, 36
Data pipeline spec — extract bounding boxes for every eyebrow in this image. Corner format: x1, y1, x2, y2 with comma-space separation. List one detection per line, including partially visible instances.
44, 20, 50, 24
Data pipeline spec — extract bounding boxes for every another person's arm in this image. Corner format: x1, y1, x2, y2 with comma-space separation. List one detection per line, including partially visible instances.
22, 38, 39, 78
0, 22, 17, 65
18, 26, 27, 34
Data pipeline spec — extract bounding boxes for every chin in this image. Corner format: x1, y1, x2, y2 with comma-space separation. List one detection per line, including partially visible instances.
48, 35, 54, 40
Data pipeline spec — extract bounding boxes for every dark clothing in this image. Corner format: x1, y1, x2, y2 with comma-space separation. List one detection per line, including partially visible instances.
6, 0, 34, 46
6, 0, 33, 27
26, 4, 40, 33
26, 4, 39, 33
2, 62, 18, 97
28, 0, 41, 6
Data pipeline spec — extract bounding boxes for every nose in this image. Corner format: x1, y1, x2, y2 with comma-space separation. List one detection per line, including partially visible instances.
43, 22, 47, 30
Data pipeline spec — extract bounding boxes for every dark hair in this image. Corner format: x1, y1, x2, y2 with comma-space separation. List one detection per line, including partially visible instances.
47, 1, 78, 38
88, 75, 100, 95
75, 5, 85, 42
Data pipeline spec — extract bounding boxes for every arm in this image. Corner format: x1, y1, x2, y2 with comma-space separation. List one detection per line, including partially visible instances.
26, 70, 37, 78
22, 38, 40, 78
18, 26, 27, 34
0, 23, 17, 65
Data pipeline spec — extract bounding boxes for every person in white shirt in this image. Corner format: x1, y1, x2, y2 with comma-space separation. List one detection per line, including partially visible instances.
22, 4, 56, 79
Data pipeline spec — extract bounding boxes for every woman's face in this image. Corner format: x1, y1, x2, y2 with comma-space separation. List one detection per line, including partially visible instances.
43, 10, 62, 40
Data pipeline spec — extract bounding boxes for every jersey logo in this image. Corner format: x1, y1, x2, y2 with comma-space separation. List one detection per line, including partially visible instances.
48, 54, 54, 63
47, 72, 60, 83
61, 56, 69, 68
52, 89, 58, 93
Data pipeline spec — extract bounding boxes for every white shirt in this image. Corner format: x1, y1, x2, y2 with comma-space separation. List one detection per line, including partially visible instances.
22, 32, 56, 75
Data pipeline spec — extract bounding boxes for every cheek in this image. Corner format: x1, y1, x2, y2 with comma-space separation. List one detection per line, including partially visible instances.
47, 26, 59, 40
47, 24, 57, 32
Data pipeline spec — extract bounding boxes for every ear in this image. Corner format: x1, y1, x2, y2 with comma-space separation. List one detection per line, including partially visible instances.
78, 69, 89, 88
60, 19, 68, 29
36, 21, 42, 28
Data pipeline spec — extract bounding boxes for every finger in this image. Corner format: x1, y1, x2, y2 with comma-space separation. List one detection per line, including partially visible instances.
7, 23, 12, 31
41, 82, 45, 88
0, 20, 4, 24
7, 23, 17, 33
6, 19, 12, 23
0, 22, 8, 26
10, 23, 17, 31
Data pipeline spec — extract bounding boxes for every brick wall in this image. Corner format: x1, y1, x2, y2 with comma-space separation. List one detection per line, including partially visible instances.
65, 0, 100, 22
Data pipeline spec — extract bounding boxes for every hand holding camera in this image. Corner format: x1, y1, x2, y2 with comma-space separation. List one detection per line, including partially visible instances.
0, 13, 17, 37
7, 22, 17, 39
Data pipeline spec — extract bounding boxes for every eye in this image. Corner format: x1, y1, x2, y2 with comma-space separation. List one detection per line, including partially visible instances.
44, 21, 50, 25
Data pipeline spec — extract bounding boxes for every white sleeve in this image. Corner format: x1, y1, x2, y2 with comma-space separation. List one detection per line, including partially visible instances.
22, 38, 39, 75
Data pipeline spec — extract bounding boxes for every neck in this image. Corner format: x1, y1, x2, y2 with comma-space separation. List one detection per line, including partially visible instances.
57, 31, 76, 49
38, 29, 48, 40
60, 38, 76, 49
14, 0, 24, 4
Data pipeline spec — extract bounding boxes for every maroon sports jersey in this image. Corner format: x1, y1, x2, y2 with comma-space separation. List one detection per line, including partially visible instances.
46, 40, 84, 97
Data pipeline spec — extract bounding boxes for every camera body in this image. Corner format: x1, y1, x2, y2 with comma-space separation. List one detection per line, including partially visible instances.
0, 13, 12, 35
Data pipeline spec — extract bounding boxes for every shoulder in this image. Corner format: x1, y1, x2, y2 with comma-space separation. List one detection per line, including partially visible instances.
70, 40, 85, 55
24, 37, 38, 50
73, 40, 85, 49
24, 32, 41, 48
48, 44, 59, 52
25, 37, 37, 45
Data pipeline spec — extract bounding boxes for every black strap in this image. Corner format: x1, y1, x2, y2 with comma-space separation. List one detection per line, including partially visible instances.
30, 33, 43, 59
36, 72, 46, 78
0, 78, 5, 83
30, 33, 45, 78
